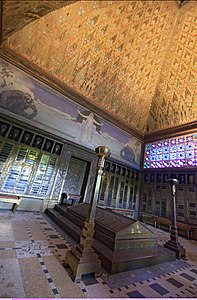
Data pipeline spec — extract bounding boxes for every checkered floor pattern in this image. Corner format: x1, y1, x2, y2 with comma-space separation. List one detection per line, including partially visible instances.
0, 210, 197, 298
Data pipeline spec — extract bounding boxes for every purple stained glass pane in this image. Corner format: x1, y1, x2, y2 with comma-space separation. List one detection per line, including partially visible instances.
157, 161, 164, 168
150, 148, 156, 155
186, 143, 194, 151
170, 152, 177, 160
157, 141, 163, 147
170, 161, 177, 167
186, 135, 193, 142
186, 151, 194, 158
164, 140, 169, 146
187, 159, 195, 166
178, 144, 185, 151
178, 152, 185, 159
157, 148, 163, 154
150, 162, 156, 168
163, 161, 169, 168
144, 133, 197, 169
155, 161, 160, 167
170, 139, 177, 145
163, 147, 169, 153
170, 145, 177, 152
178, 137, 185, 143
163, 153, 169, 160
146, 144, 151, 150
176, 160, 185, 167
144, 162, 149, 168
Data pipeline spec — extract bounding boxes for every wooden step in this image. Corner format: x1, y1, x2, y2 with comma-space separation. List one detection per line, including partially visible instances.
46, 208, 81, 243
46, 204, 176, 274
93, 240, 175, 274
54, 204, 84, 228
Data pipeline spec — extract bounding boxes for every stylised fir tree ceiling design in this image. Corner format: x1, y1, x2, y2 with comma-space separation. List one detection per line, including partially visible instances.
146, 2, 197, 133
0, 0, 196, 135
1, 0, 78, 41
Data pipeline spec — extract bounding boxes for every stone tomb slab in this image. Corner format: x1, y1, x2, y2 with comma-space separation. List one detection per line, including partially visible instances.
48, 203, 175, 274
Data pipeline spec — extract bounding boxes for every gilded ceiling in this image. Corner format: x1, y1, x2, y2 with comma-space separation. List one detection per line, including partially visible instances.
146, 1, 197, 133
0, 0, 196, 135
1, 1, 78, 41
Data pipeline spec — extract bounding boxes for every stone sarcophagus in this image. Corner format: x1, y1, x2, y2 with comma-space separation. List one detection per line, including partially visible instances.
47, 203, 175, 274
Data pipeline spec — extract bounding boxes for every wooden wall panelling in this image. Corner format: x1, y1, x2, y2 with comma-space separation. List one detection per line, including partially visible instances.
141, 170, 197, 229
98, 160, 140, 218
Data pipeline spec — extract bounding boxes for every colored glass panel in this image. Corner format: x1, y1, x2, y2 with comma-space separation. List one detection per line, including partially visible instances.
144, 133, 197, 169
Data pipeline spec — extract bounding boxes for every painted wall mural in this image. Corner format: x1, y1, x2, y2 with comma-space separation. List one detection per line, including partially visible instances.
0, 59, 142, 169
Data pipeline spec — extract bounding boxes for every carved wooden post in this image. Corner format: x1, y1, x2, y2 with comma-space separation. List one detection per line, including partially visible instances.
164, 179, 185, 259
64, 146, 110, 281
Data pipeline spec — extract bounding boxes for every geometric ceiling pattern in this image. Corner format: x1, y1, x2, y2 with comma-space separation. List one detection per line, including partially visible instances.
1, 0, 196, 134
146, 1, 197, 132
1, 0, 78, 41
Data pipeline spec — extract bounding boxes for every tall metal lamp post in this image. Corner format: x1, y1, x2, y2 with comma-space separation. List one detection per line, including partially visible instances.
65, 146, 111, 281
164, 179, 185, 259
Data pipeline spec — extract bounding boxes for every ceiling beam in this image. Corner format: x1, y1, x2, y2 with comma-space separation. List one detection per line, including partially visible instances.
144, 120, 197, 143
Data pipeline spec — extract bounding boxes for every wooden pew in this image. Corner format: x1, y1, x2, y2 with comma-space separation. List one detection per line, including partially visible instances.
177, 222, 194, 240
0, 194, 21, 213
154, 216, 171, 229
141, 212, 155, 226
141, 213, 195, 239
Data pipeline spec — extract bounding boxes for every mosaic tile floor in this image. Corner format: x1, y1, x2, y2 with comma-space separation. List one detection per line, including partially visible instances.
0, 210, 197, 298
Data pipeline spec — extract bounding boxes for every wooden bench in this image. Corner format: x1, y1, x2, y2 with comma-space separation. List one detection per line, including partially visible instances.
141, 213, 195, 239
141, 213, 155, 226
177, 222, 193, 240
0, 194, 21, 213
154, 216, 171, 229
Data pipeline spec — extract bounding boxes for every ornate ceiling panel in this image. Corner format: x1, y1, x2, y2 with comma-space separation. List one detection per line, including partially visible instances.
1, 0, 78, 41
1, 0, 195, 135
146, 1, 197, 133
4, 0, 178, 133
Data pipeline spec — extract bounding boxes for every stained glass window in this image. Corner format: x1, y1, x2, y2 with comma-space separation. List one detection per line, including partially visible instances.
144, 133, 197, 169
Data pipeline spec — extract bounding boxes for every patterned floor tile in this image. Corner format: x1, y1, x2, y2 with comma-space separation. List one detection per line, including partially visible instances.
166, 277, 184, 288
127, 290, 145, 298
0, 258, 25, 297
1, 210, 197, 298
149, 283, 169, 296
180, 272, 196, 281
15, 240, 53, 258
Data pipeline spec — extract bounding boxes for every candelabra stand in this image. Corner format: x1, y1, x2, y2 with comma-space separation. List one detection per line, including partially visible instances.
163, 179, 185, 259
64, 146, 111, 281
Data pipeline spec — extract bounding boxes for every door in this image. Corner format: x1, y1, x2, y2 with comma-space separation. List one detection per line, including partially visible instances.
63, 156, 90, 201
